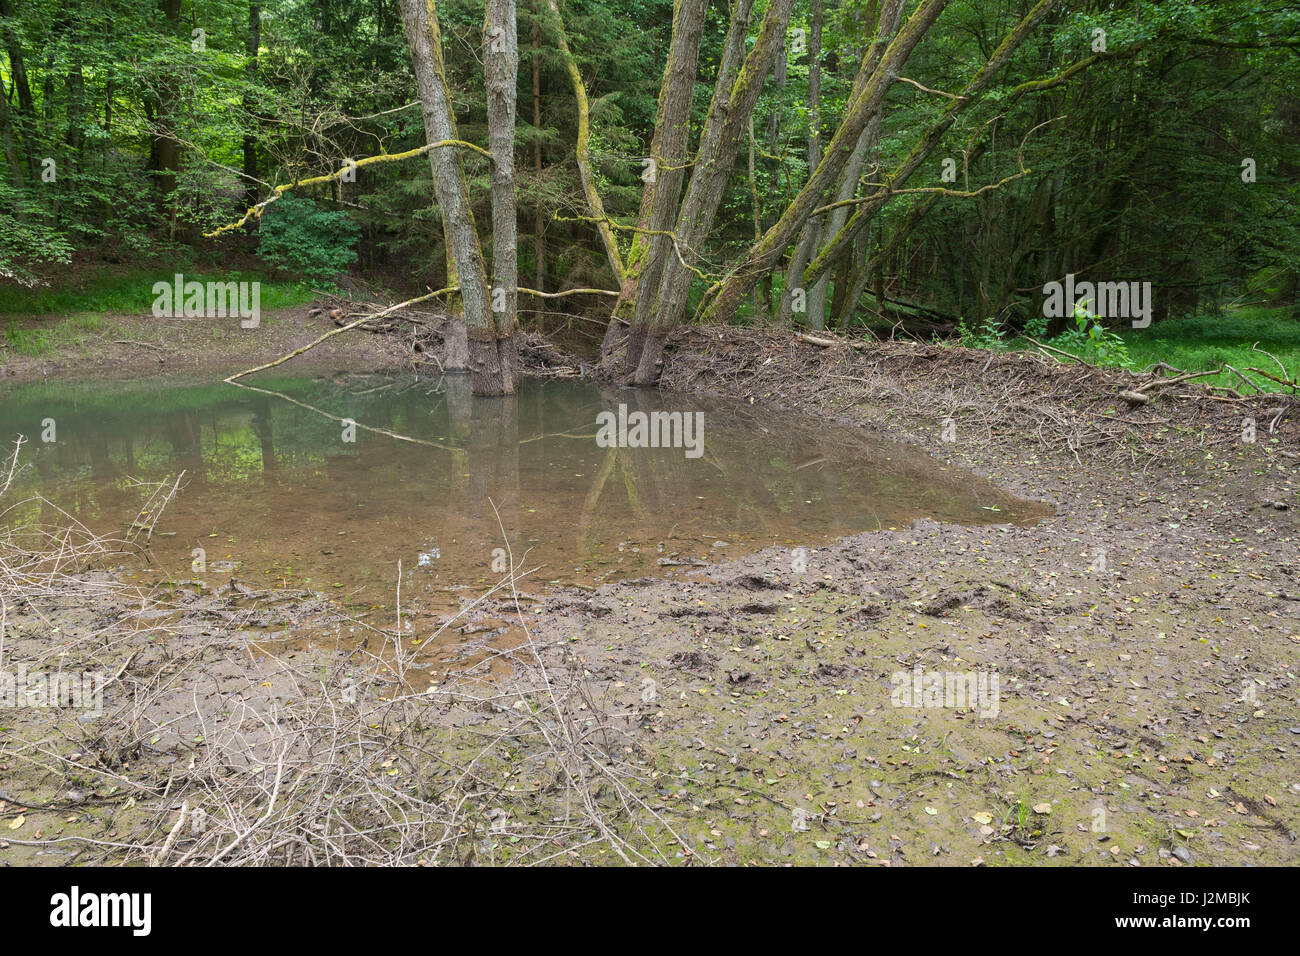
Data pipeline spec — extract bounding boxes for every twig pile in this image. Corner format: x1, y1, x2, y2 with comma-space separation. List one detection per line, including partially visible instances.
655, 328, 1297, 467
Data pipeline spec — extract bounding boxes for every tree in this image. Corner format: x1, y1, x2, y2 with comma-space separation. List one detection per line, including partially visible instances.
486, 0, 521, 393
625, 0, 796, 383
398, 0, 514, 396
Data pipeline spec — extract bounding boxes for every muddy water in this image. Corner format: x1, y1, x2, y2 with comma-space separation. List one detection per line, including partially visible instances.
1, 372, 1046, 633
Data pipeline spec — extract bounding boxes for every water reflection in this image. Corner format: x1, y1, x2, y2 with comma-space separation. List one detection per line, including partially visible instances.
1, 373, 1047, 618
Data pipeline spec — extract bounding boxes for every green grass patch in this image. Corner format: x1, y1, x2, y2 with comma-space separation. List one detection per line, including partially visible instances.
1080, 306, 1296, 393
949, 305, 1298, 394
2, 313, 115, 357
0, 269, 315, 316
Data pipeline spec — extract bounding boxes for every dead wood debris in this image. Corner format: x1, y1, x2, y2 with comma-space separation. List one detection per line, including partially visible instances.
652, 327, 1298, 467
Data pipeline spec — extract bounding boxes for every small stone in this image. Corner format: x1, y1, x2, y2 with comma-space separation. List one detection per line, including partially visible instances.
1172, 845, 1193, 863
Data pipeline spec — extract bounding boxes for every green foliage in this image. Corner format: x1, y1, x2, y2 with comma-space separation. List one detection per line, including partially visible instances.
2, 0, 1298, 343
0, 181, 74, 288
1050, 304, 1133, 368
1022, 314, 1049, 340
255, 196, 360, 286
956, 315, 1009, 350
0, 269, 314, 316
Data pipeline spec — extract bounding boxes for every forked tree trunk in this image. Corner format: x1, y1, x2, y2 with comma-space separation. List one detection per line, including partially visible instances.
629, 0, 794, 384
602, 0, 702, 354
622, 0, 710, 371
798, 0, 1059, 294
698, 0, 954, 329
807, 0, 904, 328
398, 0, 508, 395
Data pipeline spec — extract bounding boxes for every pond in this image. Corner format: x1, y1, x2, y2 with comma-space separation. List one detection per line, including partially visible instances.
0, 372, 1047, 639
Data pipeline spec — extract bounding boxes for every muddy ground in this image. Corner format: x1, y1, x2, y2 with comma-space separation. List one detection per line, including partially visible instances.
1, 310, 1297, 866
0, 304, 415, 381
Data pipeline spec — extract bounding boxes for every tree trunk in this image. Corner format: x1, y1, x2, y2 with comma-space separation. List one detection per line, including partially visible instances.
243, 4, 261, 207
758, 29, 788, 318
706, 0, 1060, 328
486, 0, 520, 393
815, 0, 906, 327
531, 8, 545, 297
0, 0, 35, 176
623, 0, 709, 371
603, 0, 703, 355
630, 0, 794, 384
780, 0, 824, 328
150, 0, 184, 229
541, 0, 623, 285
800, 0, 1059, 291
398, 0, 505, 395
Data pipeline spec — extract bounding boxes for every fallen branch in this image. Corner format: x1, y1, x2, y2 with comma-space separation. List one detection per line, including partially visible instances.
1024, 336, 1091, 366
797, 332, 838, 348
1248, 342, 1298, 393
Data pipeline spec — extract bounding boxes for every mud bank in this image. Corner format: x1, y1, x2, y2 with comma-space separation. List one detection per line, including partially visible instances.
2, 319, 1297, 865
523, 328, 1300, 864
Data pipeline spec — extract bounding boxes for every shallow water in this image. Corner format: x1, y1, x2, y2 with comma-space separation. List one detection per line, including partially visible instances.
1, 372, 1046, 627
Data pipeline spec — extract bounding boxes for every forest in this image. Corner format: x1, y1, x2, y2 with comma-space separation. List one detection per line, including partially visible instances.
0, 0, 1297, 878
4, 0, 1298, 378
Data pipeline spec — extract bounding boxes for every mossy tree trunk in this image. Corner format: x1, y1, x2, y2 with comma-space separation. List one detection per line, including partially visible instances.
697, 0, 956, 330
487, 0, 521, 392
621, 0, 710, 371
628, 0, 795, 384
398, 0, 509, 395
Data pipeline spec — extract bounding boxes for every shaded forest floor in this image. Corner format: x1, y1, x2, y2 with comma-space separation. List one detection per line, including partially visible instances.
1, 313, 1297, 865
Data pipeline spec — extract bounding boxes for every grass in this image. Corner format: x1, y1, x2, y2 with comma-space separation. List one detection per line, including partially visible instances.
974, 306, 1300, 395
2, 313, 116, 357
0, 268, 316, 317
1117, 308, 1299, 393
1, 266, 318, 358
791, 288, 1297, 395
